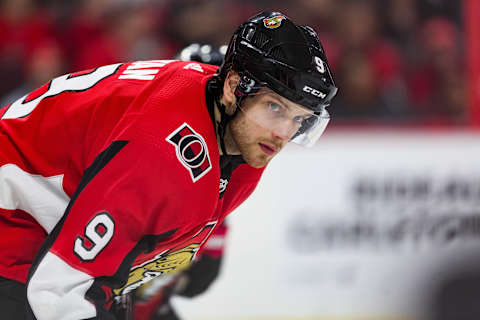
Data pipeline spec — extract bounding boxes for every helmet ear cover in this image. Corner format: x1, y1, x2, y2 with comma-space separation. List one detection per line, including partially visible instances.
234, 73, 262, 98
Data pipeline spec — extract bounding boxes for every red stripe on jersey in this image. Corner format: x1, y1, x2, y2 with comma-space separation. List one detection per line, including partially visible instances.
69, 68, 96, 78
24, 82, 51, 103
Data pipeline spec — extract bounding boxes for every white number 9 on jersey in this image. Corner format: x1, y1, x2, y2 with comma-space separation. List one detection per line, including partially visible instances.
74, 212, 115, 261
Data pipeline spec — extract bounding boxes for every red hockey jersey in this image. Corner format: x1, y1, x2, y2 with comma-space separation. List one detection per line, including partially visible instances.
0, 60, 264, 319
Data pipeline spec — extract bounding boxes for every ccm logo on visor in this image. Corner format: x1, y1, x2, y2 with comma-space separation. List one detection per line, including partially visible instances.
303, 85, 326, 99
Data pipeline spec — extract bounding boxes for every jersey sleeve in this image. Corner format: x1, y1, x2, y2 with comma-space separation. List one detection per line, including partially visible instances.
25, 140, 177, 320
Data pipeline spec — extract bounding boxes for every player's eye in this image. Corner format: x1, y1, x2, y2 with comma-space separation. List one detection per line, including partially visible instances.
293, 115, 305, 123
268, 102, 281, 112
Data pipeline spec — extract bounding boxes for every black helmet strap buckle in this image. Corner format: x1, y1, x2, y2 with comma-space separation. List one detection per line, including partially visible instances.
235, 74, 259, 97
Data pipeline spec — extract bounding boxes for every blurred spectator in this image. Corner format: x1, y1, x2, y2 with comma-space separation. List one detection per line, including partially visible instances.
406, 17, 466, 122
60, 0, 113, 70
333, 52, 391, 119
1, 40, 66, 106
273, 0, 337, 32
64, 1, 170, 71
0, 0, 469, 125
0, 0, 57, 99
165, 0, 236, 49
380, 0, 419, 60
331, 0, 410, 121
418, 0, 463, 26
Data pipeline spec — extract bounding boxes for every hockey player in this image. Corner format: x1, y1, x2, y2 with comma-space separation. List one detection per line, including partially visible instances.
0, 11, 337, 320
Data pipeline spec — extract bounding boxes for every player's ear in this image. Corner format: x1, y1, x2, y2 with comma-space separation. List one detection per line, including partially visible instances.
222, 71, 240, 114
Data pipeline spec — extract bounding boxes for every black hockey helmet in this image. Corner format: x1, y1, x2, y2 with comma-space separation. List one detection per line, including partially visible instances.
216, 11, 338, 147
218, 11, 337, 113
176, 43, 227, 67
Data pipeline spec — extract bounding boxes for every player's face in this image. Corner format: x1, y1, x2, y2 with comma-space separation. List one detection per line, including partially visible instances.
229, 89, 313, 168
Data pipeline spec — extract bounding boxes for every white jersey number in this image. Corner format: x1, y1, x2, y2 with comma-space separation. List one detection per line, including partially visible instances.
74, 212, 115, 261
1, 63, 121, 120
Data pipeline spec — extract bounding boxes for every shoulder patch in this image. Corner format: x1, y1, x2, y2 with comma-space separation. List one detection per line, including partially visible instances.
166, 123, 212, 182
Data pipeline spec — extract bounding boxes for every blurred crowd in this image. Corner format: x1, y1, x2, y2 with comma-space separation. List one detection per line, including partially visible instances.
0, 0, 468, 125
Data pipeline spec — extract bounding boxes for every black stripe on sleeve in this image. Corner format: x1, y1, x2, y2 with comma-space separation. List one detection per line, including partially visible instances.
25, 140, 129, 320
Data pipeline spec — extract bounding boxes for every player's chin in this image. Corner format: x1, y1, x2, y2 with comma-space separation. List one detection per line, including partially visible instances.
247, 159, 269, 168
244, 150, 272, 168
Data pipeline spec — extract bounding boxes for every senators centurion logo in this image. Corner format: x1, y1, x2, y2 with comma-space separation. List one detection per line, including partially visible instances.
113, 222, 217, 296
166, 123, 212, 182
263, 15, 286, 29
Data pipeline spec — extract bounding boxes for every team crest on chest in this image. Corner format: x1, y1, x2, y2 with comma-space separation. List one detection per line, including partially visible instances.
166, 122, 212, 182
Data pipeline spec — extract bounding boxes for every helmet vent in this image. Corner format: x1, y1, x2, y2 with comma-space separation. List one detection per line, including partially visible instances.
270, 47, 287, 61
299, 25, 322, 51
243, 27, 255, 41
251, 30, 270, 49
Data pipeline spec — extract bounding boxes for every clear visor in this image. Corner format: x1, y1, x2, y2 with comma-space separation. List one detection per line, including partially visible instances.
237, 89, 330, 148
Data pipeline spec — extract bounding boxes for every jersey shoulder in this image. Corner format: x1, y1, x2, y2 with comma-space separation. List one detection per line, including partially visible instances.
108, 60, 221, 189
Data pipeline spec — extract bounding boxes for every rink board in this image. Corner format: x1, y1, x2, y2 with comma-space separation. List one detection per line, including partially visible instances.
174, 130, 480, 320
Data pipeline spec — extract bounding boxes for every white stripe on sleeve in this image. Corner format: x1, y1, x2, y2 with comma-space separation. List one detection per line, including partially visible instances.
27, 252, 96, 320
0, 164, 70, 233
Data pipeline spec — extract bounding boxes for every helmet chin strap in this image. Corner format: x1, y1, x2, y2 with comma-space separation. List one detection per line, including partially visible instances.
214, 93, 241, 156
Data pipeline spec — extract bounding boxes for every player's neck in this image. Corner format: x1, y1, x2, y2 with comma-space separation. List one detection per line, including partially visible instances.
214, 99, 240, 156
